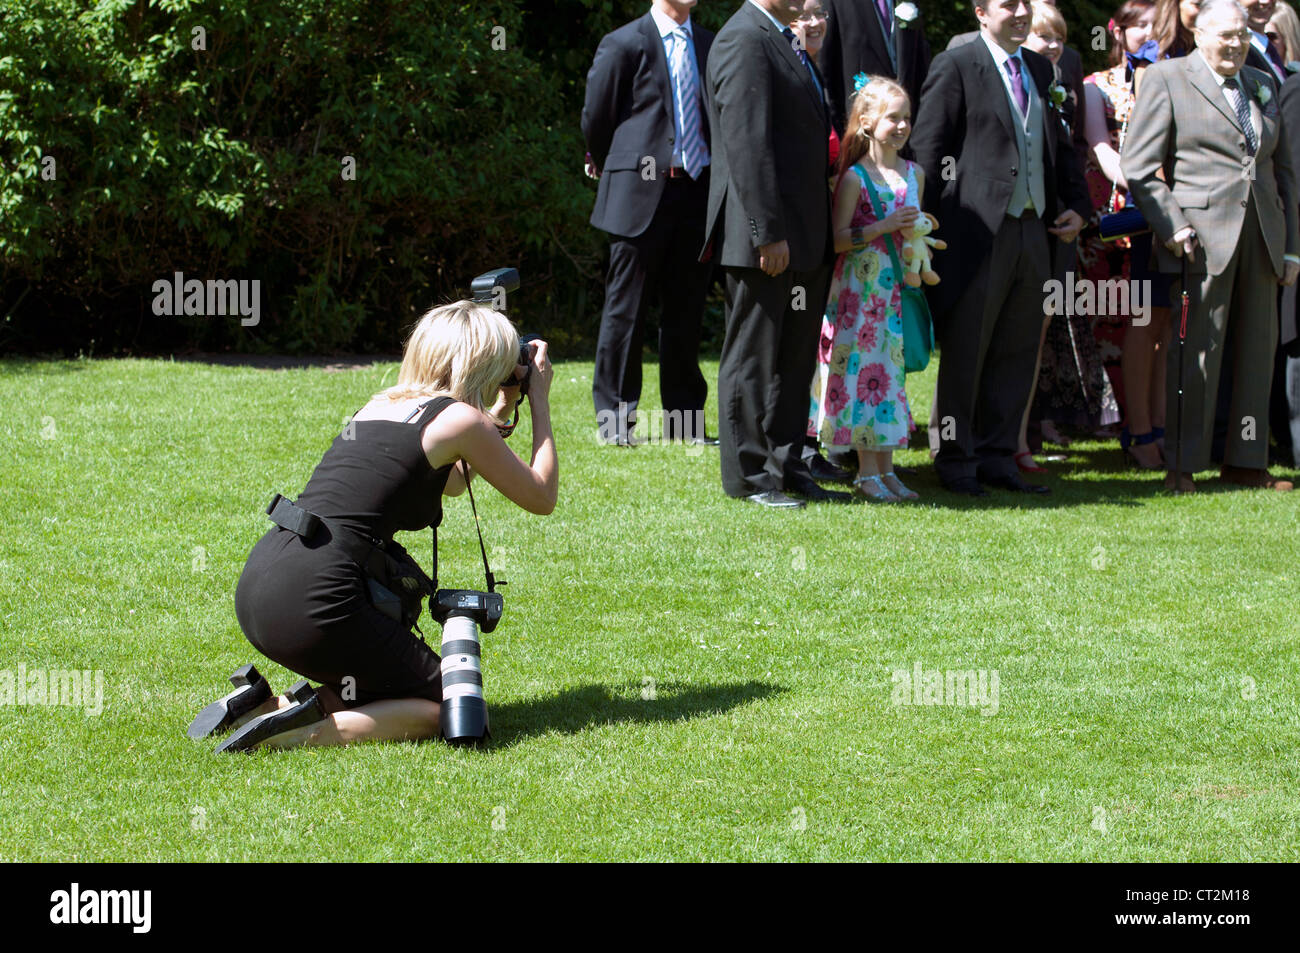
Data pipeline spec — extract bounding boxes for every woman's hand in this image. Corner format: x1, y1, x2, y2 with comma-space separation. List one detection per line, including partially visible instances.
527, 339, 553, 403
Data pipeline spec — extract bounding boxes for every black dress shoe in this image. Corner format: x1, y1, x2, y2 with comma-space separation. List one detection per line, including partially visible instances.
686, 435, 720, 447
982, 473, 1050, 494
788, 477, 854, 503
808, 452, 855, 484
942, 477, 989, 497
745, 490, 807, 509
215, 680, 326, 753
187, 663, 272, 739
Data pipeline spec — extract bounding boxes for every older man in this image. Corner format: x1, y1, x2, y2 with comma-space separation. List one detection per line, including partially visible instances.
1122, 0, 1300, 491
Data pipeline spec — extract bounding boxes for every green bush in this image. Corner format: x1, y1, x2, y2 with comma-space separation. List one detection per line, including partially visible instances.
0, 0, 604, 354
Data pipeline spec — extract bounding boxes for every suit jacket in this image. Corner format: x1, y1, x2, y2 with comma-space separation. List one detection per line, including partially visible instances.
1281, 70, 1300, 349
1121, 55, 1298, 277
820, 0, 931, 133
702, 1, 831, 271
581, 13, 714, 238
909, 39, 1090, 308
1246, 43, 1285, 85
947, 32, 1088, 160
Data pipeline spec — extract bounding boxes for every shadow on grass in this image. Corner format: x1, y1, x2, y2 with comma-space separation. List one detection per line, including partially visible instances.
0, 358, 94, 377
486, 679, 783, 747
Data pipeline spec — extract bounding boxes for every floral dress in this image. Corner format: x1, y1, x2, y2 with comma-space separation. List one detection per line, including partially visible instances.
808, 160, 913, 452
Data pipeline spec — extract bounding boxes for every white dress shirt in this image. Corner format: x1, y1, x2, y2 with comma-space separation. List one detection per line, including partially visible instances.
650, 5, 709, 171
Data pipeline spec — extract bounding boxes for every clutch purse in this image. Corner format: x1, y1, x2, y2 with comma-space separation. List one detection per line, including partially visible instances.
1099, 200, 1149, 242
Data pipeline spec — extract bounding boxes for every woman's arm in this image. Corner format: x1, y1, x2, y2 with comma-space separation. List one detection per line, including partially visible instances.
424, 344, 558, 515
1083, 83, 1126, 189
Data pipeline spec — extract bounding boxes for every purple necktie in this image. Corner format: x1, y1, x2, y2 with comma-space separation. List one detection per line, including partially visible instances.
876, 0, 892, 35
1267, 39, 1287, 78
1004, 55, 1028, 116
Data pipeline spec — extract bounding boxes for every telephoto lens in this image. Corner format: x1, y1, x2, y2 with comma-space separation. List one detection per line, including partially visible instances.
431, 589, 503, 747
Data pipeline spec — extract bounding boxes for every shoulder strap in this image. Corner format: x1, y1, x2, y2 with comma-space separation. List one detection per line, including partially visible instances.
863, 170, 906, 279
431, 463, 501, 595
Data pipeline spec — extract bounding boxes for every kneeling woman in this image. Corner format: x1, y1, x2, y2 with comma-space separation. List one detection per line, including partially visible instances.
191, 301, 556, 752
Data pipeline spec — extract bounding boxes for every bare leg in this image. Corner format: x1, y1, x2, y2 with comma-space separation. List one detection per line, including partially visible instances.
260, 699, 441, 750
856, 447, 883, 478
1122, 310, 1164, 467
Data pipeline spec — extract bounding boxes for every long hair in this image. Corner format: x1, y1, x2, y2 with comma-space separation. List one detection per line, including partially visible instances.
1109, 0, 1157, 65
1153, 0, 1197, 58
376, 300, 520, 414
1270, 0, 1300, 62
836, 75, 910, 181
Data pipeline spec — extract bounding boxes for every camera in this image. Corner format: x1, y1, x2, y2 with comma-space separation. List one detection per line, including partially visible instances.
471, 267, 540, 396
429, 588, 503, 747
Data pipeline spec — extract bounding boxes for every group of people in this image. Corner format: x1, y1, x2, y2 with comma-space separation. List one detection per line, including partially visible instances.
582, 0, 1300, 503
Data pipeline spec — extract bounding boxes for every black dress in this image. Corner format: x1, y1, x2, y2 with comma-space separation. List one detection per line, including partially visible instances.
234, 396, 456, 707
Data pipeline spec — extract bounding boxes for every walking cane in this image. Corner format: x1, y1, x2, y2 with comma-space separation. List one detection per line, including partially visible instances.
1174, 242, 1192, 494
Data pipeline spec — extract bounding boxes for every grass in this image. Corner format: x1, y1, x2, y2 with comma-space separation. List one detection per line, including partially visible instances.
1, 354, 1297, 861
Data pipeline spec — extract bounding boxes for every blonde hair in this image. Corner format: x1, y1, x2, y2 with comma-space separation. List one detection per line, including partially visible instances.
1031, 1, 1068, 40
377, 300, 520, 413
837, 75, 910, 179
1270, 1, 1300, 62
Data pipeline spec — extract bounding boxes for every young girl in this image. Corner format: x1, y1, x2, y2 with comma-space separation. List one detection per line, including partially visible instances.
809, 75, 928, 502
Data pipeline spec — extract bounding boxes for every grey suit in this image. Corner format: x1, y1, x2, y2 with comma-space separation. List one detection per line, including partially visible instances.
1122, 53, 1298, 472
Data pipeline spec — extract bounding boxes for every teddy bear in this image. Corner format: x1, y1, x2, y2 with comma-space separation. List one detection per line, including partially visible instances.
900, 212, 946, 287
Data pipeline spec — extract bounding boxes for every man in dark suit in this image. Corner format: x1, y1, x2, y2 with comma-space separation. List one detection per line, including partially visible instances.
582, 0, 715, 446
704, 0, 840, 508
1243, 0, 1288, 82
910, 0, 1089, 496
820, 0, 931, 134
946, 0, 1087, 157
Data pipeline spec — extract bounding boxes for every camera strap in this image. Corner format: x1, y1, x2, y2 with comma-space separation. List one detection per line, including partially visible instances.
432, 463, 499, 595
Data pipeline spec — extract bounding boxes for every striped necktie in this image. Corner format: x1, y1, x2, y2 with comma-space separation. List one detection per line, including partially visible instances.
670, 28, 707, 178
1227, 77, 1258, 155
782, 27, 823, 97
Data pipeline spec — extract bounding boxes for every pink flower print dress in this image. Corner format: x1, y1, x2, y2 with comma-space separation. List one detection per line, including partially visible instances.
808, 160, 915, 452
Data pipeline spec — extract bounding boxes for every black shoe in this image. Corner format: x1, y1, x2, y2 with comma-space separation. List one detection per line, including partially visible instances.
894, 464, 918, 477
215, 680, 325, 753
787, 477, 854, 503
745, 490, 807, 509
808, 453, 855, 484
187, 664, 272, 739
942, 477, 989, 497
982, 473, 1050, 494
685, 435, 720, 447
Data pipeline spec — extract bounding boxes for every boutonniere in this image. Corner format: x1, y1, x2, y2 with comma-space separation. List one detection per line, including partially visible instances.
1048, 81, 1067, 107
1255, 80, 1273, 108
895, 3, 920, 27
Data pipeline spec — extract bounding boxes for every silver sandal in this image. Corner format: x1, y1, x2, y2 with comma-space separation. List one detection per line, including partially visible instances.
880, 471, 918, 500
853, 474, 899, 502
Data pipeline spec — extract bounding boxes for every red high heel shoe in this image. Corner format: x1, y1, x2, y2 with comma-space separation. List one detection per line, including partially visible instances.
1014, 451, 1048, 474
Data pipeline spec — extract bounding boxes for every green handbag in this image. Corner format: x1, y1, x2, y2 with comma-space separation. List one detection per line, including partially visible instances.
860, 164, 935, 374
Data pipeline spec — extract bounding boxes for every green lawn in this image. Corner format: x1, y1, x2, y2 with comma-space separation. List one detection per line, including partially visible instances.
1, 355, 1297, 861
